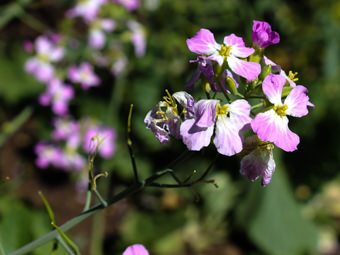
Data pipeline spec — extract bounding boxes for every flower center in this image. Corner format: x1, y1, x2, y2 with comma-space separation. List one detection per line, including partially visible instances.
219, 45, 232, 57
259, 141, 274, 152
288, 71, 299, 82
273, 104, 288, 117
38, 53, 50, 63
217, 104, 229, 116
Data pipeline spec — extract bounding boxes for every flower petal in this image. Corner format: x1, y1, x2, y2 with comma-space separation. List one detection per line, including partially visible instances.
261, 150, 276, 186
231, 45, 255, 58
194, 99, 219, 128
187, 29, 219, 55
213, 115, 243, 156
180, 119, 214, 151
228, 99, 251, 129
123, 244, 149, 255
240, 150, 264, 181
262, 74, 286, 105
227, 55, 261, 81
223, 33, 245, 47
251, 110, 299, 152
284, 85, 311, 117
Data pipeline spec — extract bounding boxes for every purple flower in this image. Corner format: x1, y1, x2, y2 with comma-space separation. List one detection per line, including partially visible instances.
127, 21, 146, 57
252, 20, 280, 48
186, 57, 239, 92
144, 91, 194, 145
114, 0, 140, 11
35, 142, 64, 169
67, 0, 107, 21
83, 125, 116, 158
181, 98, 251, 156
59, 149, 86, 171
25, 36, 64, 83
251, 74, 313, 152
68, 62, 100, 90
89, 19, 116, 49
123, 244, 149, 255
239, 136, 276, 186
52, 118, 79, 141
186, 29, 261, 81
39, 78, 74, 116
23, 40, 34, 53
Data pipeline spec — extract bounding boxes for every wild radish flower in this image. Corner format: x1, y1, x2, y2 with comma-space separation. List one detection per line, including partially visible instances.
186, 29, 261, 81
35, 142, 63, 169
186, 57, 239, 92
67, 0, 107, 21
68, 62, 100, 90
111, 55, 128, 76
25, 36, 64, 83
59, 147, 86, 171
52, 118, 79, 141
123, 244, 149, 255
39, 79, 74, 116
114, 0, 140, 11
251, 74, 313, 152
88, 19, 116, 49
181, 99, 251, 156
145, 91, 194, 145
83, 125, 117, 158
239, 136, 276, 186
127, 20, 146, 57
252, 20, 280, 48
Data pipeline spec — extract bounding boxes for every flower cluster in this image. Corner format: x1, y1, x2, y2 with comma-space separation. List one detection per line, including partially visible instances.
145, 21, 314, 186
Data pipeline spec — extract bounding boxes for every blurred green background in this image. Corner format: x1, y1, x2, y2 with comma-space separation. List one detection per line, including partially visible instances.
1, 0, 340, 254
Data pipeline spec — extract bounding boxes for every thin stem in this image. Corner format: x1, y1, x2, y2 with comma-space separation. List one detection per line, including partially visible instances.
127, 104, 139, 183
56, 236, 74, 255
82, 189, 92, 212
93, 189, 108, 207
251, 102, 264, 111
89, 212, 105, 255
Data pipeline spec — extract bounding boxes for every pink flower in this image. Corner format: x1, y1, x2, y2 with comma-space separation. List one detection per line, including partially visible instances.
180, 98, 251, 156
88, 19, 116, 49
83, 125, 116, 158
35, 142, 64, 169
251, 74, 313, 152
186, 29, 261, 81
39, 79, 74, 116
114, 0, 140, 11
123, 244, 149, 255
52, 118, 79, 141
67, 0, 107, 21
25, 36, 64, 83
127, 21, 146, 57
252, 20, 280, 48
68, 62, 100, 90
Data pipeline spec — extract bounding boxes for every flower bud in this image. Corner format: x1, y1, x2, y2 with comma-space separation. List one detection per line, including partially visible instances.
225, 76, 238, 96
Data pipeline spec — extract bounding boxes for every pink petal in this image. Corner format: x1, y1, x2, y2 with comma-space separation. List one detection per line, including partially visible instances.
261, 150, 276, 186
251, 110, 299, 152
231, 45, 255, 58
213, 115, 243, 156
89, 30, 105, 49
262, 74, 286, 105
223, 33, 245, 47
194, 99, 219, 128
284, 85, 311, 117
187, 29, 219, 55
227, 56, 261, 81
123, 244, 149, 255
228, 99, 251, 129
180, 119, 214, 151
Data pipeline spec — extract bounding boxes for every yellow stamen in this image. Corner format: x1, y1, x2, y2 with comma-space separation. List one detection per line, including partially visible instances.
288, 71, 299, 82
273, 104, 288, 117
162, 89, 178, 115
217, 104, 229, 116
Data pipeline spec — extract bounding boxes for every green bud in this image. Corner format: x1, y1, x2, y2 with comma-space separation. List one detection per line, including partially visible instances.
225, 76, 238, 96
259, 65, 272, 80
201, 77, 211, 93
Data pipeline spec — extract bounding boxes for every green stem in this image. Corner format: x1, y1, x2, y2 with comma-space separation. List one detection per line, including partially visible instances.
56, 236, 74, 255
82, 189, 92, 212
251, 102, 264, 111
93, 189, 108, 208
89, 212, 105, 255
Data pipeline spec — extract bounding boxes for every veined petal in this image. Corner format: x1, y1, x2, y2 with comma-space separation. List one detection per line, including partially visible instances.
227, 55, 261, 81
194, 99, 219, 128
228, 99, 251, 129
261, 150, 276, 186
180, 119, 214, 151
251, 110, 299, 152
213, 115, 243, 156
284, 85, 311, 117
231, 46, 255, 58
262, 74, 286, 105
187, 29, 219, 55
240, 150, 264, 181
223, 33, 245, 47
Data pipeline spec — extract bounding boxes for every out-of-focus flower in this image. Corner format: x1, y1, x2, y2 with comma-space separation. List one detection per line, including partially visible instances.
186, 29, 261, 81
68, 62, 100, 90
23, 40, 34, 53
39, 78, 74, 116
83, 124, 117, 158
52, 118, 79, 141
88, 18, 116, 49
239, 136, 276, 186
25, 36, 64, 83
251, 74, 314, 152
181, 98, 251, 156
111, 55, 128, 76
35, 142, 63, 169
59, 147, 86, 171
123, 244, 149, 255
67, 0, 107, 21
144, 91, 194, 145
127, 20, 146, 57
252, 20, 280, 49
114, 0, 140, 11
